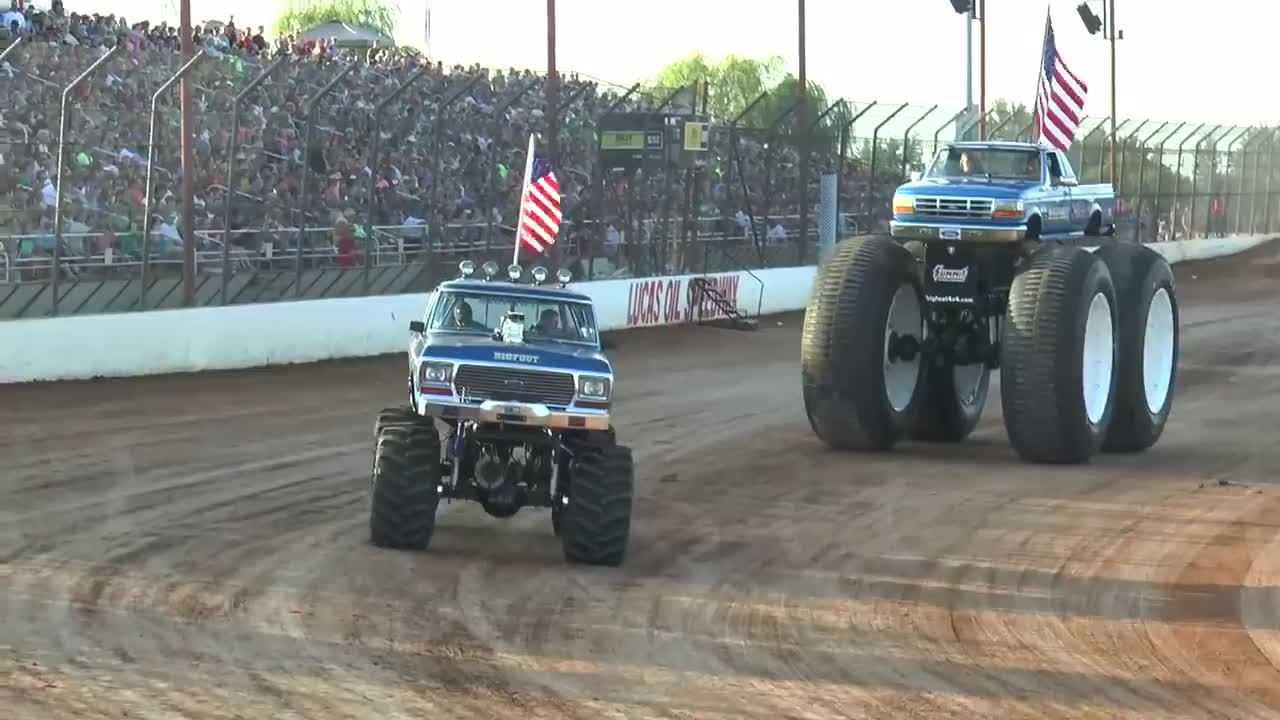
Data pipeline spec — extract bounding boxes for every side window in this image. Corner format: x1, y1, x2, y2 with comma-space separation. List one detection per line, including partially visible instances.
1047, 152, 1063, 181
1055, 151, 1077, 180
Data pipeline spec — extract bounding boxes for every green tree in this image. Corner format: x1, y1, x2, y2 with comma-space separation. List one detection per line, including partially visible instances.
652, 52, 831, 133
273, 0, 399, 39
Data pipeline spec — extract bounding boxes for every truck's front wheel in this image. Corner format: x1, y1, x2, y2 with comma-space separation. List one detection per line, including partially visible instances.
1000, 244, 1118, 464
801, 235, 925, 451
369, 407, 442, 550
560, 431, 634, 567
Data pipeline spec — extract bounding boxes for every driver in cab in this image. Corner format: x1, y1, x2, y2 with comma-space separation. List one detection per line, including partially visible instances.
449, 301, 489, 331
532, 308, 568, 338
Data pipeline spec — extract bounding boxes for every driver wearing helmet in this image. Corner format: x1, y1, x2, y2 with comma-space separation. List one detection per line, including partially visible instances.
450, 300, 488, 331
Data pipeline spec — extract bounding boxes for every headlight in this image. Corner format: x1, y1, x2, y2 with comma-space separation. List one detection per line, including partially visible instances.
578, 376, 611, 400
992, 199, 1025, 219
892, 194, 914, 214
419, 362, 453, 386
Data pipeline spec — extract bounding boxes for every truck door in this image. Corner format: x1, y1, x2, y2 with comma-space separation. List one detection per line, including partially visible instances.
1045, 151, 1073, 236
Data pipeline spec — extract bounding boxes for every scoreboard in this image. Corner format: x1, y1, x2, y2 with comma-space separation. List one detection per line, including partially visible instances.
597, 112, 711, 172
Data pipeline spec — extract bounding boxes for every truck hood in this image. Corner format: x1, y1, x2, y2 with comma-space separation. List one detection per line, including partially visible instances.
896, 178, 1030, 200
422, 333, 612, 374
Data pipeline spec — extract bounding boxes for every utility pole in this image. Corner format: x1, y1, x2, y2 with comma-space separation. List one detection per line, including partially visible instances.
797, 0, 809, 259
965, 5, 973, 112
978, 0, 986, 140
546, 0, 560, 167
1108, 0, 1117, 186
180, 0, 195, 306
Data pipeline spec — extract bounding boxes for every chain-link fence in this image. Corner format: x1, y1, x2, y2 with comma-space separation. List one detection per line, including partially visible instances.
4, 34, 1279, 318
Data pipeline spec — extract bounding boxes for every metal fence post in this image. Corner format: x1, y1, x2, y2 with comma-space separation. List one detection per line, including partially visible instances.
51, 45, 119, 317
837, 102, 878, 235
1170, 123, 1206, 241
295, 62, 357, 297
1100, 119, 1129, 184
363, 66, 428, 294
484, 79, 539, 248
1189, 125, 1224, 238
427, 75, 482, 251
1254, 133, 1274, 233
868, 103, 908, 216
901, 105, 938, 179
931, 108, 965, 157
759, 96, 803, 262
1117, 119, 1150, 193
221, 55, 286, 305
1236, 128, 1264, 234
1133, 121, 1170, 242
139, 49, 205, 312
590, 83, 641, 280
720, 91, 771, 268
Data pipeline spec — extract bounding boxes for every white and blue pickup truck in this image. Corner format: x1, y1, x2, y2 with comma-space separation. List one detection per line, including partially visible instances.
890, 140, 1116, 243
800, 139, 1180, 470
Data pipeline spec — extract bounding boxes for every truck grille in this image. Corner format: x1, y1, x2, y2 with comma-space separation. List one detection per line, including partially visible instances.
454, 364, 576, 407
913, 196, 994, 219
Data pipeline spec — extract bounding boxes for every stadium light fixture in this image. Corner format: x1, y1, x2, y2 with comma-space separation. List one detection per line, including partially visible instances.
1077, 2, 1103, 34
949, 0, 972, 13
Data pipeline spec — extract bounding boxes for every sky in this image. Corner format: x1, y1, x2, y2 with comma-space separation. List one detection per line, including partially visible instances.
48, 0, 1273, 133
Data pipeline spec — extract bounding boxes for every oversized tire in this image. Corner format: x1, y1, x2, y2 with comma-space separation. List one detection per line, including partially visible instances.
910, 360, 990, 442
560, 431, 634, 567
1000, 244, 1118, 464
375, 404, 415, 437
1093, 243, 1179, 452
801, 235, 926, 451
369, 407, 442, 550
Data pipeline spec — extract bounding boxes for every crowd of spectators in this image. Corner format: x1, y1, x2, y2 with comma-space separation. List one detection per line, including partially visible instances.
0, 0, 885, 284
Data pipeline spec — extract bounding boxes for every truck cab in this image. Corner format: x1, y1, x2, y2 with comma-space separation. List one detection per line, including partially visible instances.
890, 140, 1115, 243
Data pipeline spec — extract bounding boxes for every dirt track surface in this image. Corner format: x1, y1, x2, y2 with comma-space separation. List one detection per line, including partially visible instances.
5, 242, 1280, 719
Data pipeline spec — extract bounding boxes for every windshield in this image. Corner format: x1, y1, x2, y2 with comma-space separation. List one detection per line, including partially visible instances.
927, 146, 1041, 182
428, 290, 599, 346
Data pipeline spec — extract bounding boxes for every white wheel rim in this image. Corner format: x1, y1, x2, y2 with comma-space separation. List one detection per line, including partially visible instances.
953, 363, 986, 408
1143, 287, 1175, 414
883, 284, 923, 413
1082, 291, 1114, 425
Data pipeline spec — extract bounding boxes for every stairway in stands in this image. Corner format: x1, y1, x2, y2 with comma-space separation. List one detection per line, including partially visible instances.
688, 277, 759, 331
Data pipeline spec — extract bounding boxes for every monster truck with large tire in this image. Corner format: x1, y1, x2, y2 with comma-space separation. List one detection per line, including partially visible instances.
369, 260, 634, 566
801, 141, 1178, 464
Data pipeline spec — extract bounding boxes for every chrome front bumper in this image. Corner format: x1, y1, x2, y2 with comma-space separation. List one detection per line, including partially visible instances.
891, 220, 1027, 244
420, 398, 610, 431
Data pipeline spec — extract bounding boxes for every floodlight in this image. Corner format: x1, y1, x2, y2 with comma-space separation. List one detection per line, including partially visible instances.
531, 266, 549, 284
1077, 2, 1103, 34
481, 260, 499, 279
458, 260, 476, 277
507, 264, 523, 281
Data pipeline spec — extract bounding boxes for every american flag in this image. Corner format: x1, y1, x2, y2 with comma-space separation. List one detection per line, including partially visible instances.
517, 153, 561, 254
1033, 11, 1089, 153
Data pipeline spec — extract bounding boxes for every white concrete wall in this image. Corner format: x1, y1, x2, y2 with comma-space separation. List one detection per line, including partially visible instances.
0, 235, 1271, 384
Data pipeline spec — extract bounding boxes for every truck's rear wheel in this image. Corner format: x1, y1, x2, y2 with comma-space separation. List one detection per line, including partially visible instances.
1093, 243, 1179, 452
370, 407, 442, 550
560, 431, 633, 567
802, 235, 925, 451
1000, 244, 1118, 464
910, 361, 990, 442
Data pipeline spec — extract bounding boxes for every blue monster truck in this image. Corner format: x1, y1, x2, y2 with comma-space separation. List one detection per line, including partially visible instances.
370, 260, 633, 566
802, 140, 1180, 464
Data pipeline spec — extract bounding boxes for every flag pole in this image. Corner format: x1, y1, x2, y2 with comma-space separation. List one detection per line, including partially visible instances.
1032, 6, 1051, 145
512, 132, 538, 266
